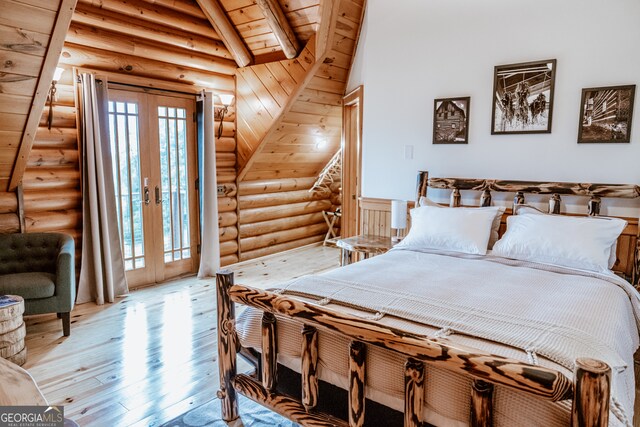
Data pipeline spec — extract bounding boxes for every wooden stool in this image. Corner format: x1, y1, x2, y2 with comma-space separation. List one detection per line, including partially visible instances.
0, 295, 27, 366
322, 209, 341, 244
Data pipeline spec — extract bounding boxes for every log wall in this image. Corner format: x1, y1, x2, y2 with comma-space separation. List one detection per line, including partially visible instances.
237, 177, 329, 261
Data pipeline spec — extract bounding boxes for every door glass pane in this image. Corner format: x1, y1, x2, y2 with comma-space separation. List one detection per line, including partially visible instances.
109, 100, 145, 271
158, 106, 191, 263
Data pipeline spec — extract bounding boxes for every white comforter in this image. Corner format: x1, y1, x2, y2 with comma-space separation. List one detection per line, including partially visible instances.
237, 248, 640, 426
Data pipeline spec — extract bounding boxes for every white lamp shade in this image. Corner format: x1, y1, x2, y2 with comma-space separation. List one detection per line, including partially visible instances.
391, 200, 407, 229
218, 93, 234, 106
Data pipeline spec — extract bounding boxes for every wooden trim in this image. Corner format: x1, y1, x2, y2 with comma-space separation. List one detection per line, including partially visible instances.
341, 85, 363, 237
16, 184, 25, 233
428, 177, 640, 199
8, 0, 78, 191
195, 0, 252, 68
216, 270, 239, 421
571, 358, 611, 427
256, 0, 300, 59
233, 374, 349, 426
404, 358, 425, 427
470, 380, 494, 427
226, 282, 574, 401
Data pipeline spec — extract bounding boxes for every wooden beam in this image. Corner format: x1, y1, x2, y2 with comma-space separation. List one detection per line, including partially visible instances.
195, 0, 252, 67
256, 0, 300, 59
16, 184, 25, 233
8, 0, 78, 191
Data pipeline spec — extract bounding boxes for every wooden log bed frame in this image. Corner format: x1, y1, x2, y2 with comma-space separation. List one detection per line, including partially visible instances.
216, 171, 640, 427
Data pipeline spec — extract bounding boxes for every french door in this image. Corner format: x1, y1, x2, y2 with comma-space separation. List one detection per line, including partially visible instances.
108, 89, 199, 287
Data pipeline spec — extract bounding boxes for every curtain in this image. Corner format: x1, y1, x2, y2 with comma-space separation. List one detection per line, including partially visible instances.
197, 91, 221, 277
77, 73, 128, 304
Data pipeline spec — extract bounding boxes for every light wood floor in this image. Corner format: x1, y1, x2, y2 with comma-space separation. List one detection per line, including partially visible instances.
22, 244, 340, 426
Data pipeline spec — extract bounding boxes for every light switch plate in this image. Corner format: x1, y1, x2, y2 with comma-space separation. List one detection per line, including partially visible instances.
404, 145, 414, 160
217, 185, 226, 196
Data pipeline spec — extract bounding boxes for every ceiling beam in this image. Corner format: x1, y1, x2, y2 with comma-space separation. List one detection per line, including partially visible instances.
195, 0, 252, 68
256, 0, 300, 59
8, 0, 78, 192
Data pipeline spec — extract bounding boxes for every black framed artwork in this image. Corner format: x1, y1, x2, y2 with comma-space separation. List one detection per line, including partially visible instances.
577, 85, 636, 143
433, 97, 470, 144
491, 59, 557, 134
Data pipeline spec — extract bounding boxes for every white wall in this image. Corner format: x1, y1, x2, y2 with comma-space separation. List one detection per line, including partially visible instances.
348, 0, 640, 212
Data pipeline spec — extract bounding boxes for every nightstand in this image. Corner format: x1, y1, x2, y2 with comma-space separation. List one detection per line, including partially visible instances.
335, 235, 394, 266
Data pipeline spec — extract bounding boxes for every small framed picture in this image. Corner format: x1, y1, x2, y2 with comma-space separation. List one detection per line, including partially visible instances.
491, 59, 556, 134
577, 85, 636, 143
433, 97, 470, 144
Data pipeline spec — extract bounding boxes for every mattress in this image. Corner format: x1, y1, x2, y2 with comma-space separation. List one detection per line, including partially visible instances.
235, 248, 640, 426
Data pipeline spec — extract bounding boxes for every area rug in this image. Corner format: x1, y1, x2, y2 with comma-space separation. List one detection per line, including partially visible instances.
160, 395, 300, 427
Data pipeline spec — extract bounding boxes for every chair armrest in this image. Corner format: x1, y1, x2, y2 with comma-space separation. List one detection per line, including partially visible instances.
55, 234, 76, 311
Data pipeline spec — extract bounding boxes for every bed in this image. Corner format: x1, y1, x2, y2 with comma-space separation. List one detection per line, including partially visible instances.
216, 173, 640, 427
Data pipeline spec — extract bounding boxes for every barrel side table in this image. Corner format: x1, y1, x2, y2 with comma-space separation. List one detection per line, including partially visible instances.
0, 295, 27, 366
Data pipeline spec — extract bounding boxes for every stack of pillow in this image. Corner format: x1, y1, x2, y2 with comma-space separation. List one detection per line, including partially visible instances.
396, 197, 627, 274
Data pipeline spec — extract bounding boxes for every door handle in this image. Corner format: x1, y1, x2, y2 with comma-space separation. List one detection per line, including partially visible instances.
143, 185, 150, 205
155, 186, 163, 205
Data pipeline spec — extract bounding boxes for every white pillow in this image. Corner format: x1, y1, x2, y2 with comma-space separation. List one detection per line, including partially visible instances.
418, 196, 505, 249
513, 204, 618, 268
492, 213, 627, 273
396, 206, 502, 255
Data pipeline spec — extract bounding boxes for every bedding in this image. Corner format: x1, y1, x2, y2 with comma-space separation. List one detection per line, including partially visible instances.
493, 213, 627, 273
236, 248, 640, 426
396, 206, 503, 255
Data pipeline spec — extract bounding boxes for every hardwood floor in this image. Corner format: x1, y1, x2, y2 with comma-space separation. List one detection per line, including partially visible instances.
22, 244, 340, 426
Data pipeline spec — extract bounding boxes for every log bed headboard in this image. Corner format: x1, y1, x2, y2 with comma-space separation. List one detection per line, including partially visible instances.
357, 172, 640, 288
413, 171, 640, 288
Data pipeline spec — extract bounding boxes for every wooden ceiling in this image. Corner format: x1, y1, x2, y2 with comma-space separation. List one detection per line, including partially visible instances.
0, 0, 361, 192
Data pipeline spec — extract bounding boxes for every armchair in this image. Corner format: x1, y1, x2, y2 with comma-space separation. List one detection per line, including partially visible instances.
0, 233, 75, 336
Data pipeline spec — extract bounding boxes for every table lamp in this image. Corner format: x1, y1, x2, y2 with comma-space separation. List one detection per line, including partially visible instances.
391, 200, 407, 243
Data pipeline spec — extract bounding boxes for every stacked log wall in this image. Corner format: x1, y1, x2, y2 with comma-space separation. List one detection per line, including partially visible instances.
237, 177, 330, 261
216, 105, 239, 266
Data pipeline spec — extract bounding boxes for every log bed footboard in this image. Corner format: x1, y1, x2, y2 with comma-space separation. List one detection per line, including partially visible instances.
216, 270, 612, 427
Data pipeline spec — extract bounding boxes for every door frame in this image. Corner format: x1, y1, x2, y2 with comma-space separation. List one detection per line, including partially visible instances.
341, 85, 363, 237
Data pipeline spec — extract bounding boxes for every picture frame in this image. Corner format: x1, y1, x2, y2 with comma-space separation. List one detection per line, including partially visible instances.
433, 97, 470, 144
577, 85, 636, 143
491, 59, 557, 135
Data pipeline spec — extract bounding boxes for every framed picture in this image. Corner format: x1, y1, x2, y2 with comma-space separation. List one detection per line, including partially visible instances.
491, 59, 557, 134
577, 85, 636, 143
433, 97, 470, 144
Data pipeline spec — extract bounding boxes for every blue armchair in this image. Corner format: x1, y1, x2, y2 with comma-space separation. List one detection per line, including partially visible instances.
0, 233, 75, 336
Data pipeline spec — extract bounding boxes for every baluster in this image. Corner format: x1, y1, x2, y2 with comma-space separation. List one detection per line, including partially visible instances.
480, 190, 492, 207
261, 312, 277, 391
216, 270, 239, 421
513, 191, 525, 209
450, 188, 461, 207
301, 325, 318, 412
571, 358, 611, 427
349, 341, 366, 427
549, 193, 561, 214
588, 196, 601, 216
470, 379, 494, 427
404, 358, 425, 427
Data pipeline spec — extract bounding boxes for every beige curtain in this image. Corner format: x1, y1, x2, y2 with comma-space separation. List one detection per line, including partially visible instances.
197, 91, 221, 277
77, 73, 128, 304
